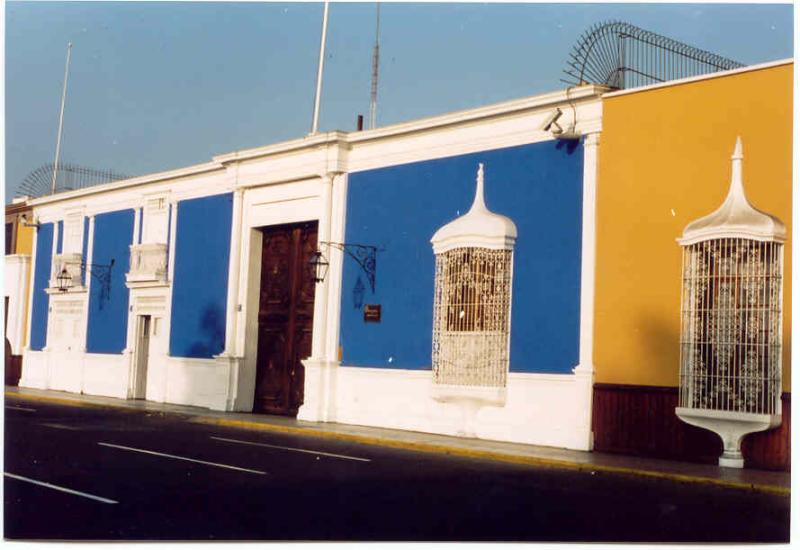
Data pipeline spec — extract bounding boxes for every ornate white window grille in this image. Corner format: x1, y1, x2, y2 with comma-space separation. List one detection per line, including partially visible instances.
430, 164, 517, 435
433, 247, 513, 389
127, 243, 168, 283
676, 137, 785, 468
128, 194, 170, 283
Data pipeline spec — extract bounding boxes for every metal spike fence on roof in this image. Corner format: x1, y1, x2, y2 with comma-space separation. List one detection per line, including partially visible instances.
16, 162, 133, 199
562, 20, 745, 90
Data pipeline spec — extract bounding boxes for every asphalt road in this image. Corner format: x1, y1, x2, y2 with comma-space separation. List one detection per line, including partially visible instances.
4, 398, 790, 542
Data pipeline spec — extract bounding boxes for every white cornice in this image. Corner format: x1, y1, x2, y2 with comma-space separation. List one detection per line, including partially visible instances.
28, 84, 609, 207
345, 84, 608, 144
28, 161, 224, 207
216, 84, 608, 164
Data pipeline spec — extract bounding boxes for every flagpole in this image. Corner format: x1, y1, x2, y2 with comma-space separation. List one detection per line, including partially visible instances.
51, 42, 73, 195
310, 1, 330, 134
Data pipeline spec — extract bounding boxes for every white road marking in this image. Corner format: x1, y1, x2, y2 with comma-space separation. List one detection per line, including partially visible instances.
210, 436, 372, 462
4, 472, 118, 504
97, 442, 267, 475
41, 423, 83, 431
5, 405, 37, 412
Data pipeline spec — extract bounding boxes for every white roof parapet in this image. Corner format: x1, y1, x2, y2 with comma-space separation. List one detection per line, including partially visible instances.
678, 137, 787, 245
431, 163, 518, 254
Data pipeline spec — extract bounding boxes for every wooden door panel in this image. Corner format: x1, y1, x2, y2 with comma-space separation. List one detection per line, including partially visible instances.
254, 222, 317, 416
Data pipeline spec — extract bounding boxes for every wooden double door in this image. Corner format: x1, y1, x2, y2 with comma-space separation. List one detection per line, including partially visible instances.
253, 221, 318, 416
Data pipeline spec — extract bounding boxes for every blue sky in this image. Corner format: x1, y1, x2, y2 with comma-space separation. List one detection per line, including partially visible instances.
4, 2, 794, 200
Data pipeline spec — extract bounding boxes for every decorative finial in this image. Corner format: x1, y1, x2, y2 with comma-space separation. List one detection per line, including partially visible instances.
470, 163, 487, 213
728, 136, 745, 202
732, 136, 743, 160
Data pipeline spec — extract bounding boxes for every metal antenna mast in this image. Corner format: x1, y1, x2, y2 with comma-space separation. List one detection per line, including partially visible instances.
368, 3, 381, 129
310, 1, 330, 134
51, 42, 73, 195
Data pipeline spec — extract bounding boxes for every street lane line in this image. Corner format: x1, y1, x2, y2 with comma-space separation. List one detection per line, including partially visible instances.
41, 423, 83, 431
5, 405, 37, 412
4, 472, 118, 504
97, 442, 267, 475
210, 436, 372, 462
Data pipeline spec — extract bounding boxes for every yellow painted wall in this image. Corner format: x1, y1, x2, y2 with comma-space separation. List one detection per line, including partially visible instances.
16, 223, 34, 255
595, 62, 793, 390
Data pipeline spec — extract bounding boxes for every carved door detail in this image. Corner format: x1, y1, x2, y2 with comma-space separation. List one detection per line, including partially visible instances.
254, 221, 318, 416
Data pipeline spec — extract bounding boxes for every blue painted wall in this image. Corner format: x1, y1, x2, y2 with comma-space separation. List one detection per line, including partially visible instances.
341, 140, 584, 374
87, 210, 134, 354
169, 193, 233, 359
29, 223, 54, 351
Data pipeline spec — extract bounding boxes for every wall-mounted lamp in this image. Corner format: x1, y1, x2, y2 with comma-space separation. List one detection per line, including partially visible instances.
309, 250, 330, 283
312, 242, 381, 292
56, 259, 115, 299
56, 267, 73, 292
19, 213, 41, 228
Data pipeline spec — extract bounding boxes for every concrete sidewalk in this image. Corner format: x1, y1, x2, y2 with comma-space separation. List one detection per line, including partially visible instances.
5, 385, 790, 496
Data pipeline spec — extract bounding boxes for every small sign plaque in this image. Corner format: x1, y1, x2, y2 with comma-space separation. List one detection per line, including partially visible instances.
363, 304, 381, 323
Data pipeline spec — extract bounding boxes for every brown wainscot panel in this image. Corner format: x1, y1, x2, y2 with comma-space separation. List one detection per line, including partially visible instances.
592, 383, 790, 472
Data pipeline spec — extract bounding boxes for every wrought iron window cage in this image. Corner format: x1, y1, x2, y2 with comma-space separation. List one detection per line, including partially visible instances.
430, 164, 517, 412
562, 21, 745, 90
675, 137, 785, 468
432, 247, 513, 389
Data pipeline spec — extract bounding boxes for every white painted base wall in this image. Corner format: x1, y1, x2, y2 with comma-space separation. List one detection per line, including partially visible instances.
23, 347, 593, 451
20, 348, 234, 411
20, 349, 130, 399
161, 356, 231, 411
300, 363, 595, 451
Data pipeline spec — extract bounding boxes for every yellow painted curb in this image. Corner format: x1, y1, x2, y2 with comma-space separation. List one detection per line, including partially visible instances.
6, 392, 114, 410
194, 416, 791, 497
7, 389, 790, 497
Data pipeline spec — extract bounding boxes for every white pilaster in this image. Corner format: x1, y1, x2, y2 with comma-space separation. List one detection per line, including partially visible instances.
132, 206, 141, 246
310, 174, 334, 360
82, 216, 96, 340
50, 220, 60, 283
160, 200, 179, 402
299, 172, 347, 422
220, 187, 245, 410
167, 202, 178, 282
572, 131, 600, 451
222, 188, 245, 356
575, 131, 600, 374
5, 255, 32, 355
79, 215, 96, 393
325, 173, 348, 361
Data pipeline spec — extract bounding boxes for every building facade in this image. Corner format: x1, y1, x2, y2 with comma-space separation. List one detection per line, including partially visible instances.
593, 60, 792, 470
17, 60, 792, 468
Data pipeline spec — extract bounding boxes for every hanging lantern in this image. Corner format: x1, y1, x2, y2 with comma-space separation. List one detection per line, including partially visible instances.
676, 137, 785, 468
430, 163, 517, 436
309, 250, 329, 283
57, 266, 73, 292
